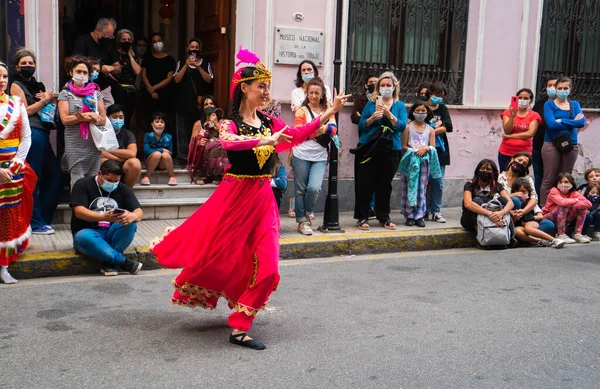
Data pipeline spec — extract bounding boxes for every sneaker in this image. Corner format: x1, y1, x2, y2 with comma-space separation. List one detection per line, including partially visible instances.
549, 239, 566, 249
593, 232, 600, 241
537, 239, 551, 247
432, 213, 447, 223
0, 266, 17, 284
100, 266, 119, 276
298, 222, 313, 236
556, 234, 576, 244
573, 233, 591, 244
140, 177, 151, 186
121, 259, 143, 274
168, 177, 178, 186
32, 225, 56, 235
415, 218, 426, 228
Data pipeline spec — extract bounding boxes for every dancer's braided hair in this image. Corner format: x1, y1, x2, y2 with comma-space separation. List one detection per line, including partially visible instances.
231, 66, 257, 132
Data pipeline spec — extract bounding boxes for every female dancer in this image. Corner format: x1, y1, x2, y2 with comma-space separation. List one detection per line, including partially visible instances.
151, 48, 350, 350
0, 61, 36, 284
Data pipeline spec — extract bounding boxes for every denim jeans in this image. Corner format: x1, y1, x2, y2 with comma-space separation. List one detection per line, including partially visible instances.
291, 156, 327, 223
584, 210, 600, 233
427, 165, 446, 214
511, 196, 556, 236
26, 128, 63, 229
498, 152, 512, 172
73, 222, 137, 267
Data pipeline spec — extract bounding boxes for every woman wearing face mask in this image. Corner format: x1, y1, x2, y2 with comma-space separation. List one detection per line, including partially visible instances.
112, 29, 141, 129
141, 33, 175, 132
460, 159, 514, 233
498, 88, 540, 171
10, 48, 62, 235
58, 56, 106, 189
173, 38, 214, 163
351, 73, 379, 125
531, 77, 558, 195
290, 60, 332, 112
540, 77, 586, 206
354, 72, 407, 231
0, 60, 36, 284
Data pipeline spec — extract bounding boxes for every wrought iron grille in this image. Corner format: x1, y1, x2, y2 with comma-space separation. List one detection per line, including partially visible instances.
537, 0, 600, 108
346, 0, 469, 105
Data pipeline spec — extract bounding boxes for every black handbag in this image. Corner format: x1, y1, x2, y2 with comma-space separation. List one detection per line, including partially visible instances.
306, 107, 332, 148
548, 103, 574, 154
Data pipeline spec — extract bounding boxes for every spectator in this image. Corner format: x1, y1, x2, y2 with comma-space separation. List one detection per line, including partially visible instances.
497, 152, 555, 237
261, 83, 281, 117
576, 168, 600, 193
191, 101, 228, 185
142, 111, 176, 186
582, 183, 600, 241
141, 33, 175, 132
290, 60, 332, 112
416, 82, 431, 100
399, 101, 440, 228
72, 18, 121, 107
540, 77, 586, 205
542, 172, 591, 244
271, 153, 287, 209
425, 82, 453, 223
10, 48, 62, 235
531, 76, 558, 194
498, 88, 540, 170
0, 60, 36, 284
460, 159, 514, 232
70, 160, 143, 276
292, 77, 337, 235
354, 71, 407, 231
113, 29, 141, 128
101, 104, 141, 188
134, 37, 149, 64
58, 56, 105, 189
173, 38, 214, 163
350, 73, 379, 125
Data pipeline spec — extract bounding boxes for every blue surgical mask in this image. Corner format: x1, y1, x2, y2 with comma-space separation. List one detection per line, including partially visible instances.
557, 90, 570, 100
110, 118, 124, 131
91, 71, 99, 81
586, 194, 600, 203
430, 96, 444, 105
546, 87, 557, 98
301, 73, 314, 83
101, 180, 119, 193
379, 87, 394, 97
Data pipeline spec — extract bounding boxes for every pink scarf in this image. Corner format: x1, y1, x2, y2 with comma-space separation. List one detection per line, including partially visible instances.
68, 81, 99, 140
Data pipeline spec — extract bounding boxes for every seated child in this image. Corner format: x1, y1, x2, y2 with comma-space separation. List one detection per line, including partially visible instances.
582, 183, 600, 241
577, 168, 600, 193
141, 112, 177, 186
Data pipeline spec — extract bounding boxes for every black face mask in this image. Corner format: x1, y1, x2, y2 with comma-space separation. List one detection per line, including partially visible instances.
366, 84, 375, 94
99, 37, 112, 45
188, 50, 200, 56
120, 42, 132, 51
19, 66, 35, 79
478, 171, 492, 183
420, 95, 429, 101
510, 161, 527, 176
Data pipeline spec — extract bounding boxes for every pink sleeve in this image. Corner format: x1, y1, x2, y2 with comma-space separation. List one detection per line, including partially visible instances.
219, 119, 261, 151
272, 116, 321, 153
547, 188, 578, 207
573, 192, 592, 210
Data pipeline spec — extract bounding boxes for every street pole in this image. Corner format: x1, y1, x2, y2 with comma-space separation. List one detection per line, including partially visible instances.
319, 0, 345, 233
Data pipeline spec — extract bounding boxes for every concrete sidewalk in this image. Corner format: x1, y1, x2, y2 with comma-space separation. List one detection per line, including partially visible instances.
13, 208, 474, 279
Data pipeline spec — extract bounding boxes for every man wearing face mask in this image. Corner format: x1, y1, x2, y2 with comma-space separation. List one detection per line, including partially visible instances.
72, 18, 122, 106
531, 77, 557, 195
101, 104, 141, 189
70, 160, 144, 276
351, 73, 378, 125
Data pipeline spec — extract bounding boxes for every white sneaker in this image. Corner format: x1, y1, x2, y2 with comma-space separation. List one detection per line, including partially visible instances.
556, 234, 576, 244
432, 213, 447, 223
549, 239, 566, 249
573, 233, 591, 243
0, 266, 18, 284
593, 232, 600, 241
298, 222, 313, 236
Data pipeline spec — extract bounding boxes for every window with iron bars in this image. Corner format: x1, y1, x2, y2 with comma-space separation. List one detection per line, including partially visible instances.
537, 0, 600, 108
346, 0, 469, 105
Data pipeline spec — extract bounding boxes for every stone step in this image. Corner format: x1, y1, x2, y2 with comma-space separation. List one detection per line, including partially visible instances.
132, 183, 217, 199
140, 168, 195, 185
52, 197, 208, 224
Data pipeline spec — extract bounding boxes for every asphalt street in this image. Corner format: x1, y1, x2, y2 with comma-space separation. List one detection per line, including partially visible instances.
1, 244, 600, 389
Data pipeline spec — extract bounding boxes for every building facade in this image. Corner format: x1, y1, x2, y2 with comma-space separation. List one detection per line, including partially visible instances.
4, 0, 600, 208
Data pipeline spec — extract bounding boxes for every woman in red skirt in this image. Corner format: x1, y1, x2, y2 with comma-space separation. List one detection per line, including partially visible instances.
0, 61, 36, 284
151, 48, 350, 349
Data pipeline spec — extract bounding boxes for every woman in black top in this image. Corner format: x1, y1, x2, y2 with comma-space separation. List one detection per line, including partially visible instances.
141, 33, 175, 133
173, 38, 214, 163
10, 48, 63, 235
113, 29, 141, 128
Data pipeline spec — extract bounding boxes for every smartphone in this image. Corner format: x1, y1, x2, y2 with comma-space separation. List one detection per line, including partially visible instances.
73, 105, 82, 114
111, 208, 126, 215
510, 95, 519, 110
376, 95, 383, 106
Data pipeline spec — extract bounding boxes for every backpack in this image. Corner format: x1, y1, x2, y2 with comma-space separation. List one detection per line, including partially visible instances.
476, 199, 513, 247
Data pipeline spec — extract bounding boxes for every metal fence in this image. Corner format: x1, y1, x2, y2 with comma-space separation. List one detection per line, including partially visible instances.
346, 0, 470, 105
537, 0, 600, 108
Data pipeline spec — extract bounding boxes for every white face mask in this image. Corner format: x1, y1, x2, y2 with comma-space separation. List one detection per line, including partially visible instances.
518, 99, 530, 109
152, 124, 164, 134
413, 112, 428, 122
380, 87, 394, 97
72, 74, 89, 85
153, 42, 164, 52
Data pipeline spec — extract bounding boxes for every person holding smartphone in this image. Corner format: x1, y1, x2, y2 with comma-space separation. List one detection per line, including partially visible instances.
70, 160, 144, 276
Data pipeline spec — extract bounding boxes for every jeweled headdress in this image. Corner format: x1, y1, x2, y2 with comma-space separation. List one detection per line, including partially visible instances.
230, 46, 272, 99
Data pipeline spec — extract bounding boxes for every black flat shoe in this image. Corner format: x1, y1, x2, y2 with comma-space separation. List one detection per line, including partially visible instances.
229, 332, 266, 350
405, 218, 415, 226
415, 218, 426, 228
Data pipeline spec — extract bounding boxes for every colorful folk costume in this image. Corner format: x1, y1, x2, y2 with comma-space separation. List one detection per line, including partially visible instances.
150, 48, 323, 332
0, 94, 36, 272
